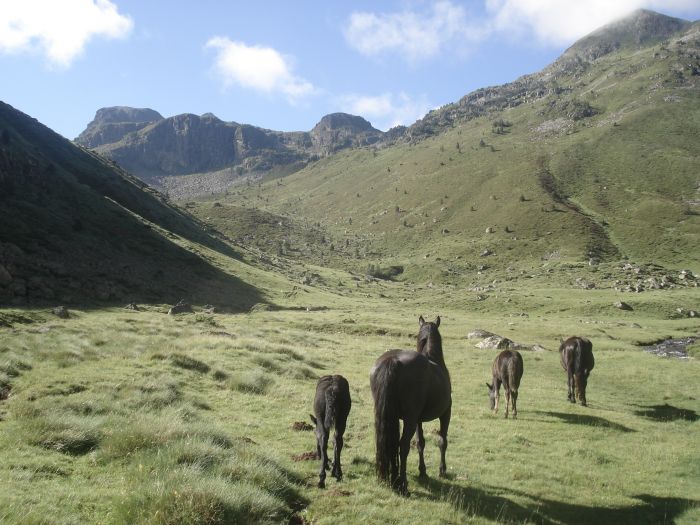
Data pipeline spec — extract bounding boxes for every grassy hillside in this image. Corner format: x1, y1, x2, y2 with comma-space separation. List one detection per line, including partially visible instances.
0, 101, 277, 308
191, 20, 700, 284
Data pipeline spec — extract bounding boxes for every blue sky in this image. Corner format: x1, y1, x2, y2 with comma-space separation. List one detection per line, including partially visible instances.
2, 1, 700, 139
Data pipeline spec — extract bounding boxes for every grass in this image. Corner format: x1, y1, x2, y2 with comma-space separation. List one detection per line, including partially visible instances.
0, 284, 698, 524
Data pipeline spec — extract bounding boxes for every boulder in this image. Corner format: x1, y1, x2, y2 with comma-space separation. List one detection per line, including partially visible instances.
614, 301, 633, 311
467, 329, 495, 339
52, 306, 70, 319
476, 336, 513, 349
168, 300, 193, 315
124, 303, 140, 311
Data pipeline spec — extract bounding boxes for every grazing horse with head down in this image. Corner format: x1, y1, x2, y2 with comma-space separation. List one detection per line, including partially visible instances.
486, 349, 523, 419
370, 316, 451, 495
310, 374, 351, 488
559, 337, 594, 406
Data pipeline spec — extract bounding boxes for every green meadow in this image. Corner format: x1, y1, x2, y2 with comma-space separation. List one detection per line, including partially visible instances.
1, 278, 698, 524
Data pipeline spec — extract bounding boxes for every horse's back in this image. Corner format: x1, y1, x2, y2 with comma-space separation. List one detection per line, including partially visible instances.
559, 337, 594, 373
370, 348, 450, 422
315, 374, 351, 423
494, 349, 523, 390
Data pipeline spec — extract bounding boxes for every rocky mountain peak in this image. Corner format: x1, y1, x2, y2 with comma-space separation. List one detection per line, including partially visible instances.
312, 113, 376, 134
559, 9, 691, 63
91, 106, 163, 124
76, 106, 164, 148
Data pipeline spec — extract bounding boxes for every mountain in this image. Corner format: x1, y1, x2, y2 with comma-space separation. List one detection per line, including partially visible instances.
192, 10, 700, 279
0, 101, 262, 307
406, 9, 694, 141
75, 109, 382, 186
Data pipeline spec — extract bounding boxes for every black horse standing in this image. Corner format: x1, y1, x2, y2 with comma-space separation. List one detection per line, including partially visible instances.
559, 337, 594, 406
310, 374, 351, 488
486, 349, 523, 419
370, 316, 451, 495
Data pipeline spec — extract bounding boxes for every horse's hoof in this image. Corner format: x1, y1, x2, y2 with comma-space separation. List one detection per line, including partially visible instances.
318, 480, 325, 489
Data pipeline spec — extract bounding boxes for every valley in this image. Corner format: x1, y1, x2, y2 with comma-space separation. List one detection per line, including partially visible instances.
1, 8, 699, 525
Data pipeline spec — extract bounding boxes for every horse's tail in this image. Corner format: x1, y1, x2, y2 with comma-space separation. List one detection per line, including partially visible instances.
371, 357, 401, 484
574, 338, 583, 375
324, 382, 339, 430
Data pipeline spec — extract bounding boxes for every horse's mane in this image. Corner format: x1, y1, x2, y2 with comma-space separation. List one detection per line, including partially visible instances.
417, 322, 445, 367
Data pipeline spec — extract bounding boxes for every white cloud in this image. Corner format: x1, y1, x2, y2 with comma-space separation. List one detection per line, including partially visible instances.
340, 92, 431, 130
344, 1, 485, 62
486, 0, 700, 45
0, 0, 132, 67
206, 37, 315, 102
345, 1, 700, 61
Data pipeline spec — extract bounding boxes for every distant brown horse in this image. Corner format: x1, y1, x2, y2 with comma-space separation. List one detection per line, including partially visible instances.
370, 316, 451, 495
486, 349, 523, 418
310, 375, 351, 488
559, 337, 594, 406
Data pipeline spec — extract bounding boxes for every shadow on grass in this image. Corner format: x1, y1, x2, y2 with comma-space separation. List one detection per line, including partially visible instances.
536, 411, 635, 433
418, 477, 699, 525
633, 403, 698, 422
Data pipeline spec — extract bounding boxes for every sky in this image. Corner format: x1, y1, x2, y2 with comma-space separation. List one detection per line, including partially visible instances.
2, 1, 700, 139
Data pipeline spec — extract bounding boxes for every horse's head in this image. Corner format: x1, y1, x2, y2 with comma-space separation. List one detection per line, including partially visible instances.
417, 316, 442, 356
486, 382, 496, 410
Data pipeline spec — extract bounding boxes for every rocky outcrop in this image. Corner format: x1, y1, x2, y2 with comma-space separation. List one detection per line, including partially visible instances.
76, 110, 383, 183
310, 113, 382, 155
76, 106, 163, 148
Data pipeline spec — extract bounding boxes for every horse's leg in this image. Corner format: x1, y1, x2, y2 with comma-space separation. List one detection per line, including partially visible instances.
512, 389, 518, 419
579, 375, 587, 407
567, 370, 575, 403
397, 419, 417, 495
504, 388, 510, 419
438, 407, 450, 478
493, 378, 501, 414
318, 426, 329, 488
332, 419, 346, 481
416, 423, 427, 478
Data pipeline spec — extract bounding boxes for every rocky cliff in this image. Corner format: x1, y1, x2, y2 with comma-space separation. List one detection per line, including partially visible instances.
76, 108, 382, 183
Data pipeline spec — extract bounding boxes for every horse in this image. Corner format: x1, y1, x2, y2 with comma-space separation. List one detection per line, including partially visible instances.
310, 374, 351, 488
559, 336, 594, 406
486, 349, 524, 419
369, 316, 451, 495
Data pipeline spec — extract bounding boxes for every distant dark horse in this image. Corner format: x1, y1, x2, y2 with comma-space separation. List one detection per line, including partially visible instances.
559, 337, 594, 406
310, 374, 351, 488
370, 316, 451, 495
486, 349, 523, 419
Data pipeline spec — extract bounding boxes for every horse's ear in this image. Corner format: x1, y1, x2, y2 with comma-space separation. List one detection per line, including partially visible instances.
310, 414, 317, 425
419, 316, 425, 326
486, 382, 492, 390
435, 316, 440, 327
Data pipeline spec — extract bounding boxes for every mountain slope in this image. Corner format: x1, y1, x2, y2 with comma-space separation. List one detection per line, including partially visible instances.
0, 101, 262, 306
195, 10, 700, 281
